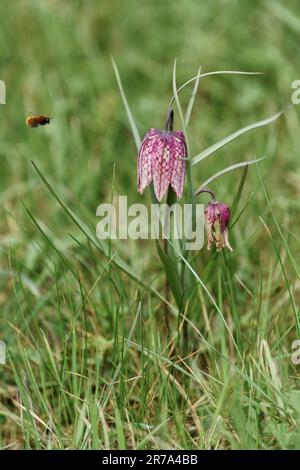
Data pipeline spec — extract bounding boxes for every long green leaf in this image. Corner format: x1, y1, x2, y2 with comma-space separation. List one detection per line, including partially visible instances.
169, 70, 262, 109
184, 65, 201, 128
111, 57, 141, 150
155, 240, 183, 309
191, 110, 283, 166
230, 165, 249, 220
195, 157, 265, 193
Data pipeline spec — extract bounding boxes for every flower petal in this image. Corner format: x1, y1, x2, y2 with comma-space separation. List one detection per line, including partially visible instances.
137, 129, 157, 194
152, 134, 174, 201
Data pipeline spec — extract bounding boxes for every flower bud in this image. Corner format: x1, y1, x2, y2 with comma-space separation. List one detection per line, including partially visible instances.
205, 201, 233, 252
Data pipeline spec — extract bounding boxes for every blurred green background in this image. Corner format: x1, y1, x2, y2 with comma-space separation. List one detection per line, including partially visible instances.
0, 0, 299, 241
1, 0, 300, 449
0, 0, 299, 217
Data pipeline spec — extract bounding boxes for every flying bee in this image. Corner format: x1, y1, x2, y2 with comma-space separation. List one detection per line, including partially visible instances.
26, 114, 52, 128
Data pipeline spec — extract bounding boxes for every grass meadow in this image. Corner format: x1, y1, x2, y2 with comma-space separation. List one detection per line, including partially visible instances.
1, 0, 300, 450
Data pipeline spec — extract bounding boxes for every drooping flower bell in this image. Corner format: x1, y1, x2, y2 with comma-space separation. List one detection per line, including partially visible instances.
205, 200, 233, 252
137, 111, 187, 201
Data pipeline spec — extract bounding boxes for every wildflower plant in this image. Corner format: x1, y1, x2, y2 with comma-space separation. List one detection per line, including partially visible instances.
112, 58, 283, 338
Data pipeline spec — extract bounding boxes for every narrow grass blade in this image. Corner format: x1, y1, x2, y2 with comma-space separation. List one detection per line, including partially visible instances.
191, 110, 283, 166
169, 70, 263, 109
230, 165, 248, 219
111, 57, 141, 150
136, 420, 170, 450
195, 157, 264, 194
113, 399, 126, 450
231, 191, 254, 228
172, 59, 185, 131
184, 65, 201, 128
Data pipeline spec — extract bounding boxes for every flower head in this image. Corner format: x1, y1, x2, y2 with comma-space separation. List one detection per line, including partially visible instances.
138, 128, 186, 201
205, 201, 233, 252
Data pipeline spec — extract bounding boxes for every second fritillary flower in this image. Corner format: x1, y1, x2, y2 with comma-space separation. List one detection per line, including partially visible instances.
205, 200, 233, 252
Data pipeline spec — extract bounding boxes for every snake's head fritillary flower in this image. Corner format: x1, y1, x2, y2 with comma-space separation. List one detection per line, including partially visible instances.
137, 128, 187, 201
205, 201, 233, 252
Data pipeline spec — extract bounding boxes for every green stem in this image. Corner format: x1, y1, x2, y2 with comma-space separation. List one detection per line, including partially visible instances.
163, 187, 177, 334
180, 157, 195, 357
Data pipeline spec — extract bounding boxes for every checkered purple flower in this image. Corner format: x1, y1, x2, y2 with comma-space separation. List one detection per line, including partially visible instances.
138, 128, 187, 201
205, 201, 233, 252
